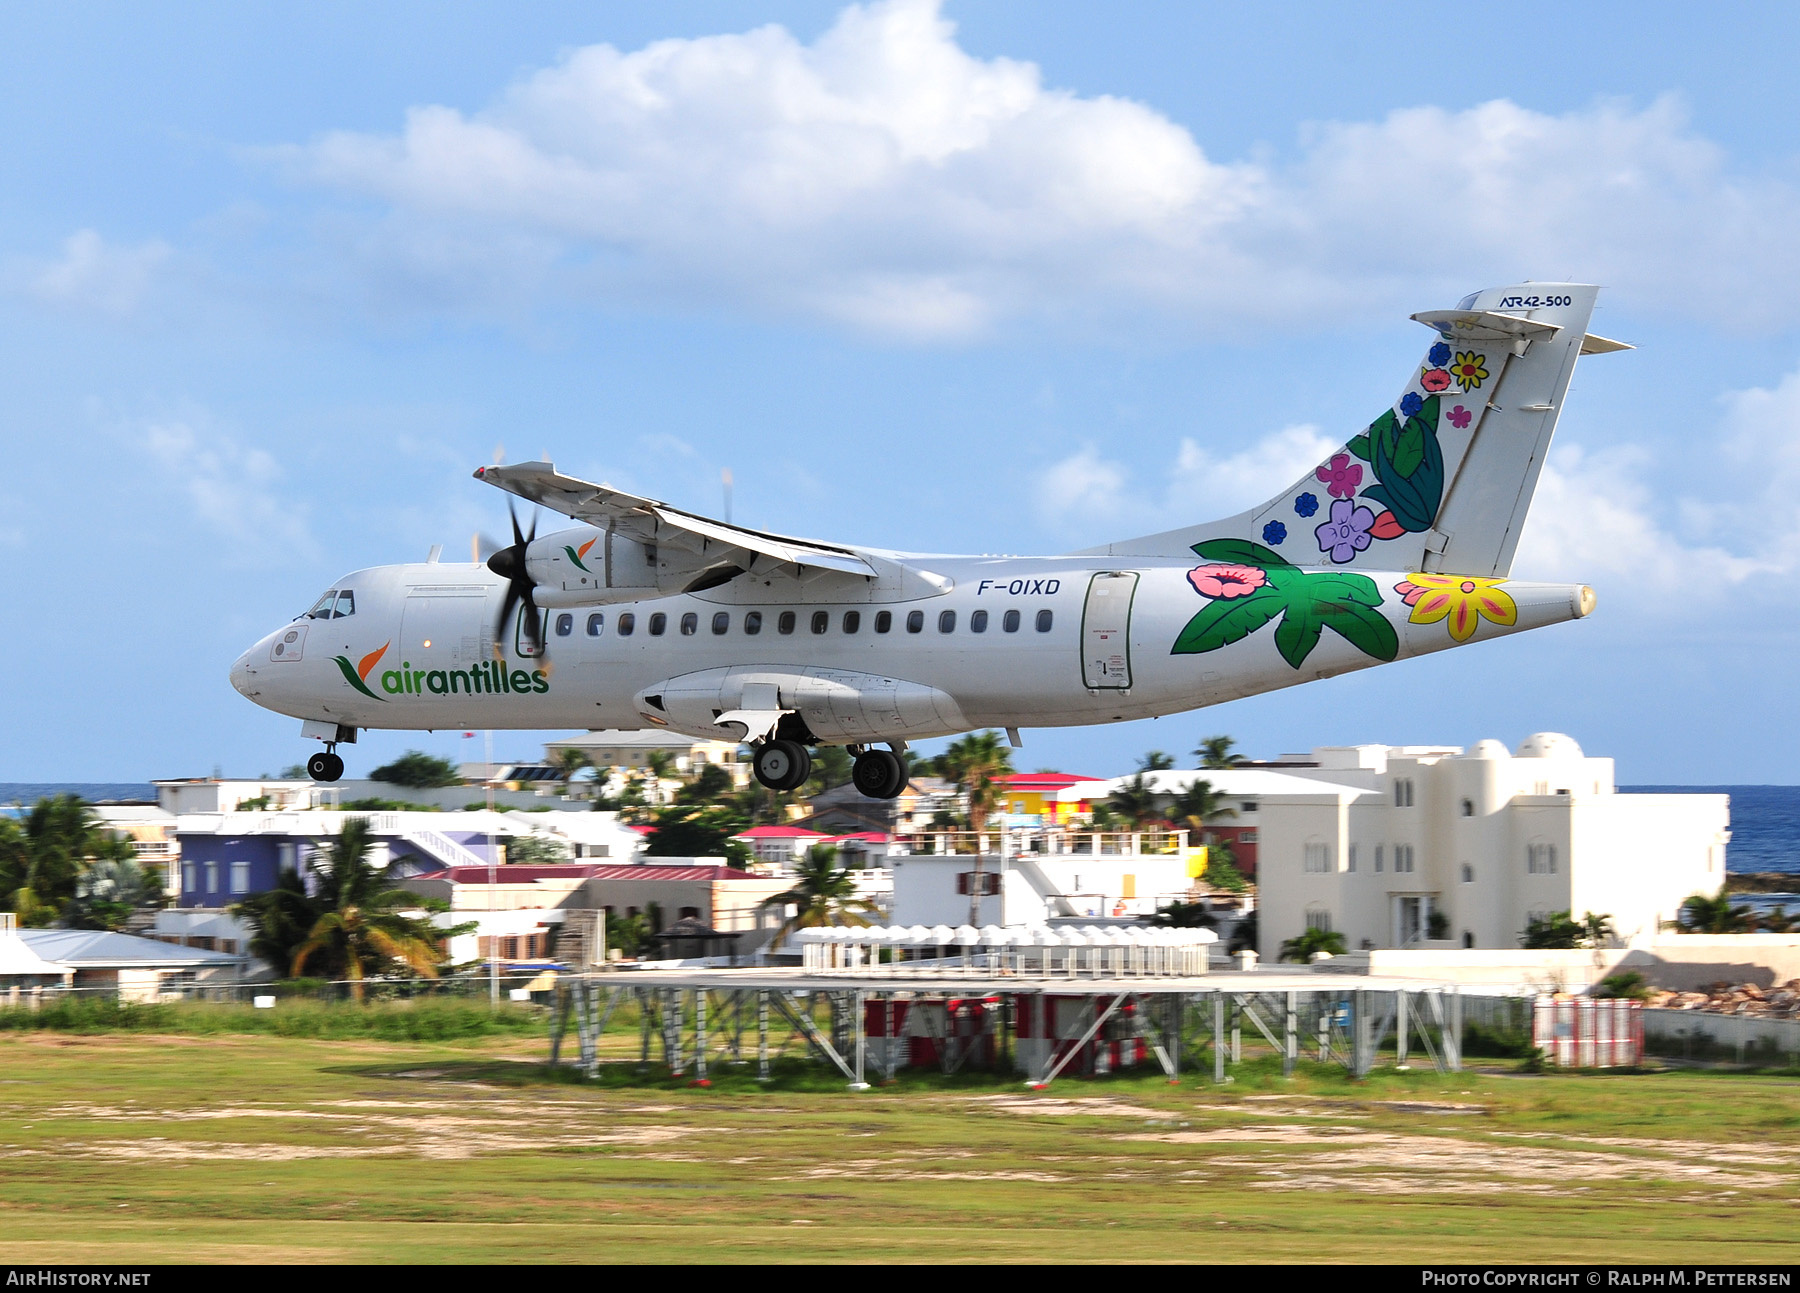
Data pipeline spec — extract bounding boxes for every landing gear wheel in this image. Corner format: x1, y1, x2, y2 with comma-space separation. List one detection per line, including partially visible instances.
307, 751, 344, 783
852, 749, 906, 799
753, 739, 812, 792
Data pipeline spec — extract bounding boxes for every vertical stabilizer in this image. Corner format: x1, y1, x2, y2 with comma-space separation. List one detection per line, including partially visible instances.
1083, 284, 1608, 577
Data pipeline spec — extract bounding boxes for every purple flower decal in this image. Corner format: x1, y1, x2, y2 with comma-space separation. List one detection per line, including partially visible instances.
1400, 391, 1423, 417
1448, 404, 1472, 429
1262, 520, 1287, 545
1315, 498, 1375, 564
1293, 491, 1319, 518
1315, 452, 1363, 500
1428, 341, 1451, 367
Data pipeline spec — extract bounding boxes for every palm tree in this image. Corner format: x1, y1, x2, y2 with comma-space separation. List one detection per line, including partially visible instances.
759, 845, 879, 945
289, 818, 456, 1000
1137, 750, 1175, 772
1194, 735, 1247, 770
0, 795, 135, 925
1171, 778, 1238, 848
642, 750, 677, 806
548, 747, 591, 791
1279, 927, 1347, 962
941, 731, 1014, 926
1108, 773, 1163, 830
1762, 906, 1795, 934
1675, 888, 1755, 934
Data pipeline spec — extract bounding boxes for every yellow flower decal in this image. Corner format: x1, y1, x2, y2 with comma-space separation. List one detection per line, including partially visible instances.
1451, 351, 1488, 392
1394, 573, 1517, 643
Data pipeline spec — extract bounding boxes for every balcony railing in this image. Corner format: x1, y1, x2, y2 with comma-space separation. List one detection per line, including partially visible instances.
892, 828, 1190, 858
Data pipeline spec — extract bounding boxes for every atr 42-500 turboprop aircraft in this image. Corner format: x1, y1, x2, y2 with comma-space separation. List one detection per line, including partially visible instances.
231, 283, 1626, 798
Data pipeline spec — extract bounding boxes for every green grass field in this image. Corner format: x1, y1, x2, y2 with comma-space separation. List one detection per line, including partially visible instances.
0, 1009, 1796, 1264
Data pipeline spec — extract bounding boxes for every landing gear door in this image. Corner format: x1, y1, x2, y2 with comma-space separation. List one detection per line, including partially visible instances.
1080, 571, 1138, 689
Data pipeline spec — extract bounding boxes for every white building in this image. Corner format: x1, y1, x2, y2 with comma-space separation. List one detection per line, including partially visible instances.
890, 837, 1192, 927
1255, 735, 1729, 958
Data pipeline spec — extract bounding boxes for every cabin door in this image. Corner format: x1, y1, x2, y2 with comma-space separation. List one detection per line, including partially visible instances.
1080, 571, 1139, 689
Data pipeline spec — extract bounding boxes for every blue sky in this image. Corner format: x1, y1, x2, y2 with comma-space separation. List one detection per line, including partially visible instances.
5, 0, 1800, 783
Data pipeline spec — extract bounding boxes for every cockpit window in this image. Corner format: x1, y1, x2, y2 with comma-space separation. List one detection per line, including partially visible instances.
307, 591, 338, 619
333, 590, 355, 618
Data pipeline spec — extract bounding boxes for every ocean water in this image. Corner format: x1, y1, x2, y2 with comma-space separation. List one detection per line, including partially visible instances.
0, 783, 157, 809
1625, 785, 1800, 882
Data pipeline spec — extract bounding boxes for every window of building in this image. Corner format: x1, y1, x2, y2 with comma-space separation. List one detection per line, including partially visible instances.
555, 613, 573, 637
1463, 931, 1475, 949
1240, 801, 1258, 814
1393, 844, 1415, 873
712, 612, 730, 635
648, 612, 667, 636
1305, 909, 1333, 933
617, 612, 635, 636
1003, 609, 1021, 633
744, 611, 762, 635
680, 612, 698, 636
906, 610, 924, 633
1374, 845, 1384, 873
1394, 778, 1415, 807
1240, 829, 1258, 843
1303, 843, 1331, 873
842, 611, 860, 633
1527, 843, 1558, 875
586, 612, 604, 636
678, 906, 700, 920
778, 611, 796, 635
970, 609, 988, 633
1461, 863, 1474, 883
939, 609, 956, 633
1347, 845, 1357, 873
811, 611, 829, 634
1460, 798, 1474, 817
229, 860, 250, 895
183, 862, 196, 893
875, 610, 892, 633
955, 872, 1000, 895
204, 862, 218, 894
1036, 609, 1054, 632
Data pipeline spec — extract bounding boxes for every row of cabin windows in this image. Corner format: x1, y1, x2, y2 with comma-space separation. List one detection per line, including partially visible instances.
553, 607, 1055, 639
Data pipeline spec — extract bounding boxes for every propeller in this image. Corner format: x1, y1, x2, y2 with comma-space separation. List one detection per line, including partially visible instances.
486, 499, 548, 667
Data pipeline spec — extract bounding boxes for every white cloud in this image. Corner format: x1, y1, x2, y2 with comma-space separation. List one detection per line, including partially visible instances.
274, 0, 1800, 336
138, 420, 313, 560
29, 229, 169, 316
1036, 422, 1337, 543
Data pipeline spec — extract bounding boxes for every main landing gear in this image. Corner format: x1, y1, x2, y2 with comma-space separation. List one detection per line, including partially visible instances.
752, 739, 812, 792
851, 747, 906, 800
307, 750, 345, 783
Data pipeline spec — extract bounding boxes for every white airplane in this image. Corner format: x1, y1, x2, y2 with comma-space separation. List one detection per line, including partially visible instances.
232, 283, 1625, 798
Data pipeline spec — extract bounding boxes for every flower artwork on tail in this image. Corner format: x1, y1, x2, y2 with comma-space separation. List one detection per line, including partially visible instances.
1174, 540, 1398, 670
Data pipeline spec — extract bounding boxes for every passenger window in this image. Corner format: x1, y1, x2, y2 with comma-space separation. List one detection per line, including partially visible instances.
875, 610, 892, 633
649, 613, 667, 636
811, 611, 829, 634
307, 591, 337, 619
586, 613, 604, 636
970, 609, 988, 633
906, 610, 924, 633
680, 612, 698, 636
843, 611, 860, 633
1003, 609, 1021, 633
778, 611, 796, 635
333, 590, 355, 618
618, 613, 635, 636
939, 610, 956, 633
555, 613, 573, 637
712, 612, 730, 635
1036, 609, 1054, 632
744, 611, 763, 636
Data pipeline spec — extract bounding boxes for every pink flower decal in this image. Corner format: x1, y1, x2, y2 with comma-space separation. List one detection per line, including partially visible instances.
1315, 452, 1363, 500
1187, 563, 1268, 599
1421, 368, 1451, 393
1448, 404, 1472, 430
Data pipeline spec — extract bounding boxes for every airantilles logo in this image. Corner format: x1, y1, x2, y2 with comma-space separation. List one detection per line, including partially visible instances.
564, 537, 597, 572
331, 641, 550, 701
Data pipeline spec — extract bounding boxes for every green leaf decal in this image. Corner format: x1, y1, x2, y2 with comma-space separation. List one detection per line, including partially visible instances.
1393, 420, 1425, 478
333, 655, 384, 701
1347, 433, 1372, 462
1172, 588, 1285, 655
1319, 600, 1399, 661
1189, 538, 1294, 569
1272, 604, 1324, 669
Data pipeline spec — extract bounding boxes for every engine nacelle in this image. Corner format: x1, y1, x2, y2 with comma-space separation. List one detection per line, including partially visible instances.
523, 527, 743, 607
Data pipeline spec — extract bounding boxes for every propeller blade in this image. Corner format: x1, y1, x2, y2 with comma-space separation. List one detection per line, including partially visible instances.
493, 582, 521, 661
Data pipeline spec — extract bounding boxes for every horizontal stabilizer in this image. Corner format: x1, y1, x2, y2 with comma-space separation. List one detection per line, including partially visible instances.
1411, 309, 1561, 341
1579, 333, 1634, 355
476, 461, 876, 578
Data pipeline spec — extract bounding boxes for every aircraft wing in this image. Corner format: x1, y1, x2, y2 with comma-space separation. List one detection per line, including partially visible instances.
474, 461, 876, 577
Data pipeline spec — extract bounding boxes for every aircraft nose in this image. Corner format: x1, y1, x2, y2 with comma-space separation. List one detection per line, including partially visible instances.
230, 647, 258, 698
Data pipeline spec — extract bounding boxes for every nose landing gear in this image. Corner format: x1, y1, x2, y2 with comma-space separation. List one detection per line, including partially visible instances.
307, 750, 345, 782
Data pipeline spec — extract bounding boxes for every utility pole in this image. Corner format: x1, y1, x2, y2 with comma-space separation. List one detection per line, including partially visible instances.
486, 728, 498, 1010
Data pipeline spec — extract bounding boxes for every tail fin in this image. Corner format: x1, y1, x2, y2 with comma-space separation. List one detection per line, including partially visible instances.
1084, 284, 1626, 576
